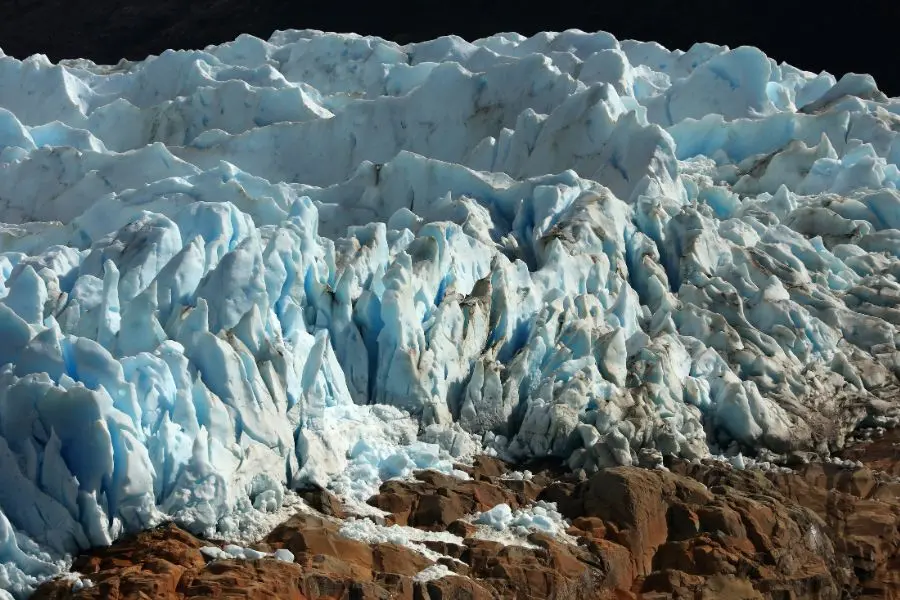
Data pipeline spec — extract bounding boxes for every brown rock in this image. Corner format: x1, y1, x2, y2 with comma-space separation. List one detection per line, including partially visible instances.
265, 513, 378, 581
415, 576, 495, 599
73, 523, 207, 575
422, 540, 466, 560
33, 524, 309, 600
502, 478, 544, 504
666, 503, 700, 541
472, 455, 508, 479
577, 468, 710, 575
698, 575, 765, 600
372, 543, 431, 576
584, 538, 635, 592
537, 480, 580, 516
436, 556, 469, 576
368, 484, 417, 525
33, 441, 900, 600
447, 519, 477, 538
263, 512, 432, 587
695, 505, 746, 539
178, 560, 307, 599
643, 570, 764, 600
569, 516, 607, 539
652, 536, 741, 576
412, 494, 470, 529
297, 485, 347, 519
367, 470, 520, 529
641, 569, 707, 595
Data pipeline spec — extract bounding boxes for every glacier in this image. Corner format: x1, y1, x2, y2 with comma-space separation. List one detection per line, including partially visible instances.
0, 28, 899, 597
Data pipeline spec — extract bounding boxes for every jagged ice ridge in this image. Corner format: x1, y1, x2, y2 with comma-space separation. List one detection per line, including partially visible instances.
0, 28, 900, 597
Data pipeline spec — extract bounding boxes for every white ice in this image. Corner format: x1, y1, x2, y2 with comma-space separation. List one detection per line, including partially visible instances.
199, 543, 294, 563
0, 28, 899, 598
413, 564, 454, 583
471, 501, 576, 546
337, 517, 464, 562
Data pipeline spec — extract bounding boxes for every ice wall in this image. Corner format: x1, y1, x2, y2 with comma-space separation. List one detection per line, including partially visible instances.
0, 29, 899, 597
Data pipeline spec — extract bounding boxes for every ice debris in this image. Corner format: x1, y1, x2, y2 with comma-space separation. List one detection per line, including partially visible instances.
199, 544, 294, 563
0, 27, 899, 597
471, 501, 574, 545
413, 564, 454, 583
337, 518, 464, 562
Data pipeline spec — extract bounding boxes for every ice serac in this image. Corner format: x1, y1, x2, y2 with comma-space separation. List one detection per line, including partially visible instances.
1, 28, 900, 598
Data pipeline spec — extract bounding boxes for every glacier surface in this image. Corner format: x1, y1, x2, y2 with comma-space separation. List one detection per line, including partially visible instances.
0, 28, 899, 597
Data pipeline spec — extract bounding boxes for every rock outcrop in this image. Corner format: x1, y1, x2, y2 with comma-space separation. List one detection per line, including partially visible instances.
33, 430, 900, 600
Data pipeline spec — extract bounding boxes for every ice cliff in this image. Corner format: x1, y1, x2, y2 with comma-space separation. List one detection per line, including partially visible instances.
1, 28, 900, 597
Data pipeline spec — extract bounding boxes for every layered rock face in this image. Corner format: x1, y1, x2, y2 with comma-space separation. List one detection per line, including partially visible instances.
33, 430, 900, 599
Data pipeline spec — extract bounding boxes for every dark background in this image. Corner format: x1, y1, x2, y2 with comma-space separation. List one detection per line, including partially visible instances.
0, 0, 897, 96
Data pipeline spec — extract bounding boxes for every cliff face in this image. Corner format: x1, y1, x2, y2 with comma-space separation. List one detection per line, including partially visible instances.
32, 430, 900, 600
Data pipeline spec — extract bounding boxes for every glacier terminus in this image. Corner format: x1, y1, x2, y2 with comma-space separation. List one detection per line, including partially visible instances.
0, 28, 899, 597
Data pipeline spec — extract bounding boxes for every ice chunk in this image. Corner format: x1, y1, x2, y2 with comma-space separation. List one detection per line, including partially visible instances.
470, 501, 574, 546
474, 503, 514, 530
414, 564, 453, 583
273, 548, 294, 563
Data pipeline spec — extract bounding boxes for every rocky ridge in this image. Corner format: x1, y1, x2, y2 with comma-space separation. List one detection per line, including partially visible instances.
32, 431, 900, 600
